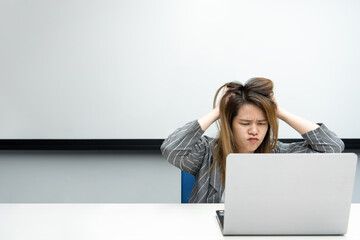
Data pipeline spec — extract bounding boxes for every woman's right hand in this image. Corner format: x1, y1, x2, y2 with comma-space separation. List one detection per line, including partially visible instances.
214, 85, 230, 117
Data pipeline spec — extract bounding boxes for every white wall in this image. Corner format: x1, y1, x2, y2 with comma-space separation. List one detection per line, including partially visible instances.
347, 150, 360, 203
1, 0, 360, 139
0, 0, 359, 204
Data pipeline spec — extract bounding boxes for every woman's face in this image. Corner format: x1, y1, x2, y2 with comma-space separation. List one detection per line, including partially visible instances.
231, 103, 269, 153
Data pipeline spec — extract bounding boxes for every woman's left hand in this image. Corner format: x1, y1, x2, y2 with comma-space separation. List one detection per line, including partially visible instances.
270, 94, 283, 119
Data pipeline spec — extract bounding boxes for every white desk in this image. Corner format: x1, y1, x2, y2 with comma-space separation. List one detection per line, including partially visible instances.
0, 203, 359, 240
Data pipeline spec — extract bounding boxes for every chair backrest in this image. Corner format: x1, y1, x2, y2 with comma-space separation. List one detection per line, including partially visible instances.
181, 171, 195, 203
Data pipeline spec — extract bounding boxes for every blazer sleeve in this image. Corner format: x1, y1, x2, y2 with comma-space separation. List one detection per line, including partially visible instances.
160, 120, 213, 175
275, 124, 345, 153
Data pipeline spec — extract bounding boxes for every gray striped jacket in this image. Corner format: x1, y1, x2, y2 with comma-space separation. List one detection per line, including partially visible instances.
160, 120, 345, 203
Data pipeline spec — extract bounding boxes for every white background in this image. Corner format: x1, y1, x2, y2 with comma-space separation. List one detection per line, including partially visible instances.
1, 0, 359, 139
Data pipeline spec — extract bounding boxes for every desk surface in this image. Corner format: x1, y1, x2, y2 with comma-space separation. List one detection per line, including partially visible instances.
0, 203, 359, 240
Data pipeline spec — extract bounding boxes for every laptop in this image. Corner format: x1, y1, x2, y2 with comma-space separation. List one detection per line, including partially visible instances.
216, 153, 357, 236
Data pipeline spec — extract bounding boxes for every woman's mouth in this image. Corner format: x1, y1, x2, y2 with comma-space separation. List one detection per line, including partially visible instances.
248, 138, 259, 142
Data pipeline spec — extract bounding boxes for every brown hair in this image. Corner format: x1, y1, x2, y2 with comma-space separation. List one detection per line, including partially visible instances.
210, 77, 278, 185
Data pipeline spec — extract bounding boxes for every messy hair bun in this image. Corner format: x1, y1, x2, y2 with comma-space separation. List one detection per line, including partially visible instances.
213, 78, 274, 109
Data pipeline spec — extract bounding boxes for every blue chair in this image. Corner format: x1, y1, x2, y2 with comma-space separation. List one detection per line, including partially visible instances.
181, 171, 195, 203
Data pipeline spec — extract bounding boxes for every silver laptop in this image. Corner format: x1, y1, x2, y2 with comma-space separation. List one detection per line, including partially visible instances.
216, 153, 357, 236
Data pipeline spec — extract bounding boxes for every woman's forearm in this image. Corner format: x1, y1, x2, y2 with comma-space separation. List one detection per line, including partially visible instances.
277, 107, 319, 135
198, 108, 220, 131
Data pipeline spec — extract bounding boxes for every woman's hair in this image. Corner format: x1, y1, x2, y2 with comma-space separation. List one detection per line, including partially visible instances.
210, 77, 278, 185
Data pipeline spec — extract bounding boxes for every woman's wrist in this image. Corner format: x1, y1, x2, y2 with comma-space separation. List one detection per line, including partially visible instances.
276, 107, 288, 121
198, 108, 220, 131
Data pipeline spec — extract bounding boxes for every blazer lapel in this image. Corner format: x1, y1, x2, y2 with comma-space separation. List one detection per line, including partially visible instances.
208, 162, 222, 200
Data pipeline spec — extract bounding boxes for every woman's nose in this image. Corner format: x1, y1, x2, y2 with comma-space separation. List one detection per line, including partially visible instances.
249, 124, 258, 135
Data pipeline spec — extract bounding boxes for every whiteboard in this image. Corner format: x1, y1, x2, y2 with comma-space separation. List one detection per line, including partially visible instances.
0, 0, 359, 139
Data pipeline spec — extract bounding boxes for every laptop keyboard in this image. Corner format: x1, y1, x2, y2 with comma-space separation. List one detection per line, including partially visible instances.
216, 210, 224, 228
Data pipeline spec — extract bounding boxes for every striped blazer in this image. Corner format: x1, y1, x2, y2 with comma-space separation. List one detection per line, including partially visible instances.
160, 120, 345, 203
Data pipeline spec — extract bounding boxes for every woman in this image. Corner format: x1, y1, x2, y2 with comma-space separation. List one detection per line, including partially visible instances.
160, 78, 344, 203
